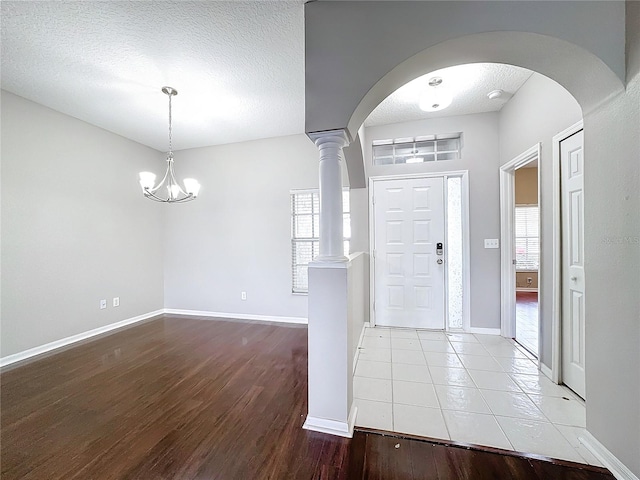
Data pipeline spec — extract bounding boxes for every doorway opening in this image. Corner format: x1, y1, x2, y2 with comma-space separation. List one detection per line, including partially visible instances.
514, 163, 540, 357
500, 144, 541, 359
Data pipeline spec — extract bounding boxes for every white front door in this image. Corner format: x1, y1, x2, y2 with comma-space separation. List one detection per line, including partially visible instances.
373, 177, 445, 329
561, 130, 586, 399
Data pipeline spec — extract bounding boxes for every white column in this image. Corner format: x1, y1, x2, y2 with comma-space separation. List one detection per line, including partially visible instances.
308, 129, 350, 263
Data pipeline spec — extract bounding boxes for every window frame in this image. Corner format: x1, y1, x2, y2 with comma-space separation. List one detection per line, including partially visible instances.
372, 134, 462, 166
290, 188, 351, 294
514, 204, 540, 272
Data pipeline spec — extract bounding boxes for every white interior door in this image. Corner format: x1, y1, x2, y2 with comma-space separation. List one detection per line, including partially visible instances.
373, 177, 445, 329
561, 130, 586, 399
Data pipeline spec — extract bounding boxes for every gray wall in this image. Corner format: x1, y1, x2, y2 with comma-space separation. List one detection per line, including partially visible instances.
1, 91, 164, 357
162, 133, 360, 320
306, 1, 625, 137
366, 112, 501, 329
498, 73, 582, 368
582, 1, 640, 470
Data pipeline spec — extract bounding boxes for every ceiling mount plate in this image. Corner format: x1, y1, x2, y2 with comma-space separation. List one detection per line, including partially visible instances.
162, 86, 178, 96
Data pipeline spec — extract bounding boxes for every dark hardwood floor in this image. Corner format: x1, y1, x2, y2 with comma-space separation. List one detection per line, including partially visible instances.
1, 315, 613, 479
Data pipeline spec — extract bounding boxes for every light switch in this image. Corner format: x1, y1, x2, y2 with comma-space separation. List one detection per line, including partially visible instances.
484, 239, 499, 249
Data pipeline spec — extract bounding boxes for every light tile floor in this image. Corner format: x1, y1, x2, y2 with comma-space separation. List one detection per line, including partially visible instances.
353, 327, 601, 466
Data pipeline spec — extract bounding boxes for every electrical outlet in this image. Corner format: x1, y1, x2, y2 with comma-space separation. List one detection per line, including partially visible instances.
241, 291, 247, 301
100, 299, 107, 310
113, 297, 120, 307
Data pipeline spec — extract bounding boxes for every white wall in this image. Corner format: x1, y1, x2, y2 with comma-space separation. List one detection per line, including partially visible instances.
1, 91, 164, 357
366, 112, 501, 329
498, 73, 582, 369
163, 133, 360, 320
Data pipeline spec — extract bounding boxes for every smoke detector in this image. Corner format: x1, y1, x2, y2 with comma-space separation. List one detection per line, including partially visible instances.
487, 89, 504, 100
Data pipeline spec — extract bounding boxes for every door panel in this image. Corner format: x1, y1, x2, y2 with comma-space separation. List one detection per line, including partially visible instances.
373, 177, 445, 329
561, 130, 586, 399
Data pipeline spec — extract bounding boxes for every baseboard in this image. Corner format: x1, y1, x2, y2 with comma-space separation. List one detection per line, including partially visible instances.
580, 431, 639, 480
353, 322, 369, 373
0, 309, 164, 368
303, 404, 357, 438
540, 362, 553, 380
516, 288, 539, 292
466, 327, 501, 336
164, 309, 308, 325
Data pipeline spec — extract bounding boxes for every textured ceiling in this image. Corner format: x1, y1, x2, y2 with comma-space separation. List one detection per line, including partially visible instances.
365, 64, 533, 127
2, 3, 534, 151
1, 1, 305, 151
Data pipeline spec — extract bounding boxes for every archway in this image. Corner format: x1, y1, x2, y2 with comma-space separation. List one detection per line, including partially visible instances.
303, 5, 639, 474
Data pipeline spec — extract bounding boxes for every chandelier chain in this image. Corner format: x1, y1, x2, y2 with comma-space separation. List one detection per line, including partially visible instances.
168, 92, 173, 155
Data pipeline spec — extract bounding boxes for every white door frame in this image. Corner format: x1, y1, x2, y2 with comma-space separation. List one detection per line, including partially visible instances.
499, 144, 541, 345
369, 171, 470, 331
551, 120, 584, 384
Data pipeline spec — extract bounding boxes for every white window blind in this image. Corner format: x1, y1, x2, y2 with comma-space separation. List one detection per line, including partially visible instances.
515, 205, 539, 271
291, 190, 350, 293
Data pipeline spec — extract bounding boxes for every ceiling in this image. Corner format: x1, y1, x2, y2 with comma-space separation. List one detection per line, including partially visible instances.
1, 1, 305, 151
365, 63, 533, 127
2, 2, 534, 151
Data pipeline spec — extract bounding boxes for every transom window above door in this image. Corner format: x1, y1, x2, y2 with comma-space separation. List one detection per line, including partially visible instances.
372, 134, 462, 165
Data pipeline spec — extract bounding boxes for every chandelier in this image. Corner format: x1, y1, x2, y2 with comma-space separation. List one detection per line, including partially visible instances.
138, 87, 201, 202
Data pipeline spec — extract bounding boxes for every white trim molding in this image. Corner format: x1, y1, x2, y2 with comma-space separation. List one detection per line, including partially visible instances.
0, 309, 164, 368
1, 309, 308, 368
540, 362, 553, 380
580, 431, 639, 480
303, 404, 358, 438
465, 327, 501, 336
353, 322, 369, 373
551, 120, 584, 384
500, 143, 541, 340
164, 309, 308, 325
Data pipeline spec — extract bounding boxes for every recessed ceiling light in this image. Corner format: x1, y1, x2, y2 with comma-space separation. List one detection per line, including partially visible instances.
487, 89, 504, 100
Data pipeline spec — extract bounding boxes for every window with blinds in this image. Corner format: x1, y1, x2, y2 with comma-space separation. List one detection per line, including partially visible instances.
372, 134, 462, 165
291, 189, 350, 293
515, 205, 539, 271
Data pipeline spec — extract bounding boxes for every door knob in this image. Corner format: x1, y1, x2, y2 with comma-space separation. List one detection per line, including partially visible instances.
437, 259, 443, 265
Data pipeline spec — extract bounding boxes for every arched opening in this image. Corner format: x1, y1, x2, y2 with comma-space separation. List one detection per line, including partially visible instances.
352, 60, 593, 459
346, 32, 622, 142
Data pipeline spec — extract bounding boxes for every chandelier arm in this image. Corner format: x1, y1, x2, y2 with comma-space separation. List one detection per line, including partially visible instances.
143, 189, 194, 203
168, 158, 189, 197
143, 190, 170, 202
147, 158, 172, 194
